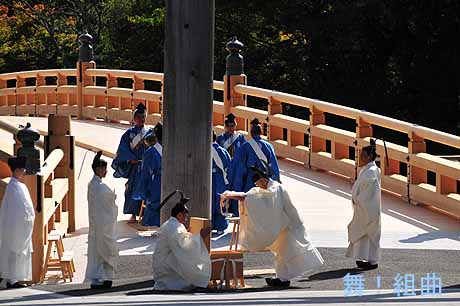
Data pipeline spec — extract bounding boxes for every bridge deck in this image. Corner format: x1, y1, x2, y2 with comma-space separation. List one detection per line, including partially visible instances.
0, 116, 459, 287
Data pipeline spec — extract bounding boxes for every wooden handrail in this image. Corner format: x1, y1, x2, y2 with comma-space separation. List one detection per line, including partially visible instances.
0, 69, 76, 80
40, 148, 64, 182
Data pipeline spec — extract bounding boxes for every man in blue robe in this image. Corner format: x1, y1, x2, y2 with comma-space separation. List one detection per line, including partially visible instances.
133, 123, 163, 226
217, 113, 245, 216
216, 113, 245, 158
211, 131, 231, 234
232, 118, 280, 193
112, 103, 153, 223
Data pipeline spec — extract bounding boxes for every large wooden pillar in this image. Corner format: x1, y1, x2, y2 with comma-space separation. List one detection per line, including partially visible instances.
161, 0, 215, 222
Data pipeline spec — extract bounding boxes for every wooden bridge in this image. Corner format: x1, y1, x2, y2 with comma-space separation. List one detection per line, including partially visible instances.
1, 41, 460, 287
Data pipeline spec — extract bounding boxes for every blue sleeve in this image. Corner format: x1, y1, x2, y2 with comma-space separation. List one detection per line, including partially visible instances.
268, 143, 280, 181
111, 131, 137, 178
230, 144, 247, 191
133, 150, 154, 200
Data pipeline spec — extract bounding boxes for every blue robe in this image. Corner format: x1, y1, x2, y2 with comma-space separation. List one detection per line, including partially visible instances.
217, 132, 245, 216
133, 143, 162, 226
232, 136, 280, 193
112, 125, 152, 215
212, 143, 231, 232
216, 132, 246, 159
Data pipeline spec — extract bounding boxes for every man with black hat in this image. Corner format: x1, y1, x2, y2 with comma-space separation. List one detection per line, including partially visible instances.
221, 165, 323, 288
112, 103, 153, 223
232, 117, 280, 193
85, 151, 118, 289
216, 113, 245, 158
133, 122, 163, 226
0, 156, 35, 288
152, 191, 211, 291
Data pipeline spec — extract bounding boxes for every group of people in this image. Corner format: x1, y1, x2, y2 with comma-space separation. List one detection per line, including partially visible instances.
0, 103, 382, 291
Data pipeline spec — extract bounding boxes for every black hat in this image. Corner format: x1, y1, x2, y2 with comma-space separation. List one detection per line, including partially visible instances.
8, 156, 27, 171
250, 164, 269, 183
133, 103, 147, 117
154, 122, 162, 142
91, 151, 107, 172
250, 118, 261, 125
224, 113, 237, 126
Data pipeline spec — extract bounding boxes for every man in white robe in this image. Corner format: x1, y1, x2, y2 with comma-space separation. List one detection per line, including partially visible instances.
221, 166, 324, 287
0, 156, 35, 289
346, 140, 381, 270
85, 151, 118, 289
153, 193, 211, 291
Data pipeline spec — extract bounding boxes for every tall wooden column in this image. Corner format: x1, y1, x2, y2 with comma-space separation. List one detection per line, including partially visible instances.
161, 0, 215, 222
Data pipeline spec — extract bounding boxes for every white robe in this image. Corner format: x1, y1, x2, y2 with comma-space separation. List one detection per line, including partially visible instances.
346, 161, 382, 262
0, 177, 35, 283
153, 217, 211, 291
234, 180, 324, 281
85, 175, 118, 282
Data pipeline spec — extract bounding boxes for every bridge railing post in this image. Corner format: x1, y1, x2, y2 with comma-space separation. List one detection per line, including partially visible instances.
76, 33, 96, 120
308, 106, 326, 169
224, 37, 247, 132
408, 131, 427, 205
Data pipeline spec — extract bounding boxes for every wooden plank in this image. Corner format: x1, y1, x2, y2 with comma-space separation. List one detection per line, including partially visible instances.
133, 90, 161, 101
189, 217, 210, 251
410, 183, 460, 216
310, 124, 355, 146
411, 153, 460, 180
310, 151, 355, 178
231, 105, 268, 122
269, 114, 309, 134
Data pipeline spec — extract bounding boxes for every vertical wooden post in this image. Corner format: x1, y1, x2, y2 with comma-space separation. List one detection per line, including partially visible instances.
268, 97, 283, 142
162, 0, 215, 222
223, 37, 247, 132
76, 33, 95, 119
46, 115, 76, 232
355, 117, 373, 176
26, 175, 45, 284
308, 105, 326, 169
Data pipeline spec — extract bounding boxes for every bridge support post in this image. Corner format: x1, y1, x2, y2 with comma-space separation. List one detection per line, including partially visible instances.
355, 117, 373, 177
76, 33, 96, 120
161, 0, 215, 223
309, 106, 326, 169
45, 115, 76, 232
224, 37, 247, 132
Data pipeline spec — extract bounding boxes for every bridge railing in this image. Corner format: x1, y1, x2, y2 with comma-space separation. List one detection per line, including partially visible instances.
1, 62, 459, 219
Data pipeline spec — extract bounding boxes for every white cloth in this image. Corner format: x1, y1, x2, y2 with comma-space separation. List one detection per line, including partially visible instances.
247, 139, 268, 164
130, 127, 148, 150
0, 177, 35, 282
154, 143, 162, 157
211, 145, 229, 185
222, 132, 240, 150
227, 180, 324, 280
346, 161, 382, 261
85, 175, 118, 282
153, 217, 211, 291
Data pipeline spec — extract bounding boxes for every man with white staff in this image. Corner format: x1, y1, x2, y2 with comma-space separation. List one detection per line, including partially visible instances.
221, 165, 323, 287
0, 156, 35, 289
346, 139, 382, 270
152, 190, 211, 291
85, 151, 118, 289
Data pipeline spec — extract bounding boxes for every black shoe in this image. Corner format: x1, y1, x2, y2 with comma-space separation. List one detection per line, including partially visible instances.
6, 282, 26, 289
102, 280, 112, 288
265, 277, 290, 287
356, 260, 366, 268
362, 262, 378, 270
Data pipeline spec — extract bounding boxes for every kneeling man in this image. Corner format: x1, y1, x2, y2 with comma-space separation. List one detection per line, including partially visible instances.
221, 165, 324, 287
153, 192, 211, 291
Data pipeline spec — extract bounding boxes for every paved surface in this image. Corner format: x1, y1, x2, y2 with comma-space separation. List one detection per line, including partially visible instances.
0, 116, 459, 305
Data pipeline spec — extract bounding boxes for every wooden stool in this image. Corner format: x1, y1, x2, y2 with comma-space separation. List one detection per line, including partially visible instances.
41, 230, 75, 282
226, 217, 240, 251
138, 200, 146, 224
210, 250, 244, 289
